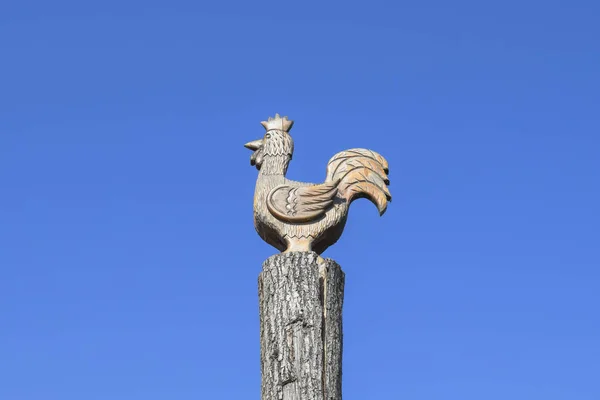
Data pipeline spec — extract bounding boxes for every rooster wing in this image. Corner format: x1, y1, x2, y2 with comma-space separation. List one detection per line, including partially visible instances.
266, 180, 339, 223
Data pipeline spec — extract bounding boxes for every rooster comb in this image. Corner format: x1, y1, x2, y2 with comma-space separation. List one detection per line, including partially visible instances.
261, 114, 294, 132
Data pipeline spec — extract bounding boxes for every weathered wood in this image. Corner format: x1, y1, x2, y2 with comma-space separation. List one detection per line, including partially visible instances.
259, 252, 345, 400
245, 114, 392, 255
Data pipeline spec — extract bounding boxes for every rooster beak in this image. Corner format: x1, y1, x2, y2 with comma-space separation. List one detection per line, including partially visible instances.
244, 139, 263, 151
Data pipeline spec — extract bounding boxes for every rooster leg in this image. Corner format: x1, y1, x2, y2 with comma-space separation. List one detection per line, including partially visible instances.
284, 237, 327, 265
284, 237, 313, 253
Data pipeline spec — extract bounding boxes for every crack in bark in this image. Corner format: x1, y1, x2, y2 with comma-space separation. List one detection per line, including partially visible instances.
319, 264, 327, 400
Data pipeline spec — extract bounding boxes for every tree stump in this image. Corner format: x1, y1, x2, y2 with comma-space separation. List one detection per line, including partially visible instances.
259, 252, 345, 400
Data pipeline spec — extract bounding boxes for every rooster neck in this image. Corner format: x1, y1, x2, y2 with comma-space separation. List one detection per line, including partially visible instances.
259, 155, 291, 177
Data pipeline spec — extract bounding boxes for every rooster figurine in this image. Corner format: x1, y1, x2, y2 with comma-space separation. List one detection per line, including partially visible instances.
245, 114, 391, 257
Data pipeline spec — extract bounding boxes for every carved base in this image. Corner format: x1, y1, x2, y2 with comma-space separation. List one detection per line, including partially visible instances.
258, 252, 344, 400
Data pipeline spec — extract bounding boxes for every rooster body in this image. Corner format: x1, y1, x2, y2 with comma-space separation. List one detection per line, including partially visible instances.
246, 115, 391, 256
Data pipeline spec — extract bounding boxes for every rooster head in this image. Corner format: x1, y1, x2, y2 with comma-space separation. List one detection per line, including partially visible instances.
245, 114, 294, 170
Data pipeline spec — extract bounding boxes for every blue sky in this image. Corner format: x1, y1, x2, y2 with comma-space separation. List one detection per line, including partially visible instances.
1, 1, 599, 399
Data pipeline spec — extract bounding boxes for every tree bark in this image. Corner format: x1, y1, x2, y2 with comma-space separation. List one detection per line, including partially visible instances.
259, 252, 344, 400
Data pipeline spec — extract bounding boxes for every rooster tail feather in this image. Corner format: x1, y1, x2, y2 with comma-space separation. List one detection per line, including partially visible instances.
346, 181, 389, 215
326, 148, 391, 215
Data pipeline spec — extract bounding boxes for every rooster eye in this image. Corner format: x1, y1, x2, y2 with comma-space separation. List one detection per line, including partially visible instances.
265, 133, 271, 139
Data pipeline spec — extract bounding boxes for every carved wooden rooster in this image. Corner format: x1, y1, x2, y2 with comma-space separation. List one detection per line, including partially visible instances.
245, 114, 391, 256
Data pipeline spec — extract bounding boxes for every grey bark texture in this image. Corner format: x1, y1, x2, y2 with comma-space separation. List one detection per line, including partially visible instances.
259, 252, 345, 400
